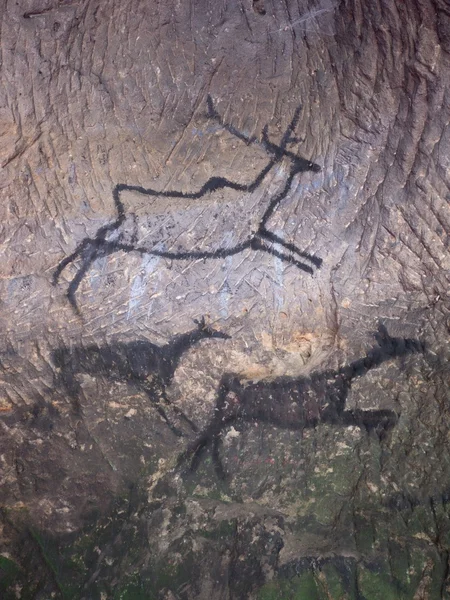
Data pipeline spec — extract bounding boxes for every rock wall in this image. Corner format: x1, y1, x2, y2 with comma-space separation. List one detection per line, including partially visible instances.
0, 0, 449, 598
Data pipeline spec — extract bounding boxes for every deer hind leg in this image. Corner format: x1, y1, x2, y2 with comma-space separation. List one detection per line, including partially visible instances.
65, 253, 98, 314
52, 237, 94, 286
53, 237, 104, 313
64, 238, 127, 313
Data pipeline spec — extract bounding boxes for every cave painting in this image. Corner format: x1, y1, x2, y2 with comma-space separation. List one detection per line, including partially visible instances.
53, 95, 322, 313
178, 324, 425, 480
52, 317, 229, 437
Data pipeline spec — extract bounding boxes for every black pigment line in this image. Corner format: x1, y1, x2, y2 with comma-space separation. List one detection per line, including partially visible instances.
258, 229, 323, 267
134, 239, 254, 261
206, 95, 259, 146
280, 104, 303, 148
53, 95, 323, 313
250, 238, 315, 274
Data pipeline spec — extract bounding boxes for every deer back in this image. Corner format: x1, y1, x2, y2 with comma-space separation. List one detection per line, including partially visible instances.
103, 162, 293, 255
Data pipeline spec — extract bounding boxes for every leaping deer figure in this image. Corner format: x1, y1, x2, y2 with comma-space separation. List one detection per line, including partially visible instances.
53, 96, 322, 313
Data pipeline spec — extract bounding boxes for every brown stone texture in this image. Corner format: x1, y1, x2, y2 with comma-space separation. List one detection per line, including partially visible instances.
0, 0, 449, 598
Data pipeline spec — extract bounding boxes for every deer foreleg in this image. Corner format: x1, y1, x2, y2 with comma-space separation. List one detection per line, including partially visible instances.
250, 237, 315, 274
342, 408, 398, 438
55, 369, 84, 415
140, 381, 184, 437
156, 382, 199, 434
211, 434, 228, 481
153, 403, 185, 438
178, 374, 240, 476
188, 414, 241, 479
175, 432, 212, 475
257, 229, 322, 268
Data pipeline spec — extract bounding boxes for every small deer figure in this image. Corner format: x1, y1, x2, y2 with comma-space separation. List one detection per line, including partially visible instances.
52, 317, 230, 437
179, 324, 424, 479
53, 95, 322, 313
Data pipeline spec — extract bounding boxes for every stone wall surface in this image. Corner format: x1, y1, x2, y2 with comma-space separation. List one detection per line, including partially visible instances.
0, 0, 449, 598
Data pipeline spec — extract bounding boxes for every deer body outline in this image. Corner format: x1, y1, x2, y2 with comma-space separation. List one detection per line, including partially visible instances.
53, 96, 322, 312
52, 317, 229, 437
179, 324, 425, 480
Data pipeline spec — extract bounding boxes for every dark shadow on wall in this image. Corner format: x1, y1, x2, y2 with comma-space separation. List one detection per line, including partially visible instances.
179, 323, 425, 480
51, 317, 229, 437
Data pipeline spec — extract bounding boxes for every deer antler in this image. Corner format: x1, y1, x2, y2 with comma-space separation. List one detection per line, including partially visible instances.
373, 322, 391, 347
206, 95, 258, 146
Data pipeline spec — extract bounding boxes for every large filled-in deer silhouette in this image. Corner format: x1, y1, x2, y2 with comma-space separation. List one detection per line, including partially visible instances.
52, 317, 229, 437
178, 324, 425, 479
53, 95, 322, 313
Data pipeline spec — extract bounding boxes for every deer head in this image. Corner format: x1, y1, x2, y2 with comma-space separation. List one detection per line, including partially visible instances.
373, 323, 425, 357
193, 316, 230, 340
206, 94, 321, 173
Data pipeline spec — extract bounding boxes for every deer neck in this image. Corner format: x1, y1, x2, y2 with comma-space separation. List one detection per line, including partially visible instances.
162, 329, 205, 381
338, 346, 392, 382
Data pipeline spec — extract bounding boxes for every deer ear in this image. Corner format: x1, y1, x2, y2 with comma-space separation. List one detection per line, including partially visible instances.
373, 322, 389, 343
377, 322, 389, 335
193, 316, 206, 328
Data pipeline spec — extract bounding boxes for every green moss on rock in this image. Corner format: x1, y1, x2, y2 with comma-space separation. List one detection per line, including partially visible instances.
0, 556, 20, 594
357, 566, 399, 600
257, 573, 325, 600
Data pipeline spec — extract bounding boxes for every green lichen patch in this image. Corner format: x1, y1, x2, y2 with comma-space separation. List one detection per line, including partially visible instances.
29, 529, 81, 599
316, 562, 349, 599
257, 572, 327, 600
0, 556, 20, 594
357, 565, 402, 600
198, 518, 237, 540
112, 552, 197, 599
352, 512, 376, 554
113, 574, 156, 600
